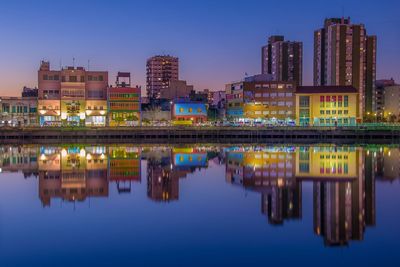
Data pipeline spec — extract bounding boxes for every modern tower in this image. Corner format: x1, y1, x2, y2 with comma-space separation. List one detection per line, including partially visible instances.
146, 55, 179, 100
314, 17, 377, 116
261, 35, 303, 85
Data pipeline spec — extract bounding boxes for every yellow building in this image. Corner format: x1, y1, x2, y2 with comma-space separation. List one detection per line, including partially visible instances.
295, 86, 360, 126
295, 146, 362, 180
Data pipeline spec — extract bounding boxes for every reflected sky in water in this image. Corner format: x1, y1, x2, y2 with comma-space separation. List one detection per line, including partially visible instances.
0, 145, 399, 267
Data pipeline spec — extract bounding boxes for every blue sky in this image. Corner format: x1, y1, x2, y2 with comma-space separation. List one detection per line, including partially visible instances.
0, 0, 399, 95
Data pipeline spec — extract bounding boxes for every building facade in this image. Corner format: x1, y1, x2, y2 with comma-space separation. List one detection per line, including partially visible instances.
226, 75, 296, 124
382, 84, 400, 119
261, 35, 303, 85
108, 72, 141, 127
314, 17, 376, 116
38, 61, 108, 127
159, 80, 193, 100
295, 86, 359, 126
0, 92, 38, 127
146, 55, 179, 100
171, 100, 208, 125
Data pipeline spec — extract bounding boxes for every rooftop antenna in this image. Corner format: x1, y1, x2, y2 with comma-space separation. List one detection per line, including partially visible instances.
73, 57, 75, 68
59, 59, 62, 70
87, 59, 90, 71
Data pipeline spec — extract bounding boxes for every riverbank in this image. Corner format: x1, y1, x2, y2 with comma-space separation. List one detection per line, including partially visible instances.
1, 126, 400, 144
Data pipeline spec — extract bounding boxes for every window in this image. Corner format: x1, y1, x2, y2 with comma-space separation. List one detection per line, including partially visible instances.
179, 108, 184, 113
99, 75, 104, 81
69, 76, 77, 82
299, 96, 309, 107
320, 96, 325, 108
344, 96, 349, 107
43, 74, 48, 80
326, 110, 331, 115
188, 108, 193, 113
338, 96, 343, 107
320, 110, 324, 115
332, 96, 336, 107
344, 110, 348, 114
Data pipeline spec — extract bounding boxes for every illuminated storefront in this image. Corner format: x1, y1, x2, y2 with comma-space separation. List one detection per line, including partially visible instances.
85, 100, 107, 127
38, 100, 61, 126
172, 101, 207, 125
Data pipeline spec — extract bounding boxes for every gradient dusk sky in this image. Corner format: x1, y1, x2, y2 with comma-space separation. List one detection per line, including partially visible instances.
0, 0, 399, 96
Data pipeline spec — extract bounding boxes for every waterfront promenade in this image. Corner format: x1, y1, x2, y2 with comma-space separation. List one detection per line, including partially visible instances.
1, 125, 400, 144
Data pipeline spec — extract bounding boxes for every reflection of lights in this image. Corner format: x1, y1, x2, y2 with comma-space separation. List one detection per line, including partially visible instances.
0, 168, 2, 173
40, 154, 46, 161
39, 110, 46, 115
277, 178, 283, 187
80, 149, 86, 157
86, 110, 92, 115
86, 153, 92, 160
79, 113, 85, 120
61, 113, 67, 120
100, 153, 105, 159
100, 110, 106, 115
61, 149, 67, 157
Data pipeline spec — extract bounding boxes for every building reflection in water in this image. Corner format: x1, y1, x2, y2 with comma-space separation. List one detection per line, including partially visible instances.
295, 146, 375, 246
0, 144, 395, 247
108, 146, 141, 193
145, 147, 208, 202
39, 146, 109, 206
226, 146, 301, 225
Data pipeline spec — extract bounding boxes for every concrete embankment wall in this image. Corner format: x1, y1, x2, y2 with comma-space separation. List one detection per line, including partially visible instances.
1, 127, 400, 144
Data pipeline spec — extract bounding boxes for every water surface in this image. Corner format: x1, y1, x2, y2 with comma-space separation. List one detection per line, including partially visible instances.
0, 145, 399, 267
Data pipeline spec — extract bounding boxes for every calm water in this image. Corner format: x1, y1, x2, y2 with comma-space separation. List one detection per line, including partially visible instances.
0, 144, 399, 267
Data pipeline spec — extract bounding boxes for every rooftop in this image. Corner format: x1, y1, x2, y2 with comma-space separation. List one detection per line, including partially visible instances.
295, 86, 358, 94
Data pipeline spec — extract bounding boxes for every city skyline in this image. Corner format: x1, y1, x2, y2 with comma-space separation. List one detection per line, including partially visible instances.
0, 0, 399, 96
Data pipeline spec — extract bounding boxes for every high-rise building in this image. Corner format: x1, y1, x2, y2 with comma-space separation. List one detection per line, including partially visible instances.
314, 17, 377, 116
261, 35, 303, 85
146, 55, 179, 100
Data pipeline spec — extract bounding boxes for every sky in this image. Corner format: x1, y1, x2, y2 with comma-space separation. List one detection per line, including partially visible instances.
0, 0, 399, 96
